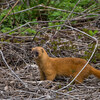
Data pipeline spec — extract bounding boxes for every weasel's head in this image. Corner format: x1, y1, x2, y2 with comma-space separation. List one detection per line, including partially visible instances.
32, 47, 45, 59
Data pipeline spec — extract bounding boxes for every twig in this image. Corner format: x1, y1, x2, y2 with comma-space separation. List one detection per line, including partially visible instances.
29, 65, 45, 95
67, 0, 81, 20
50, 89, 78, 99
82, 4, 97, 13
10, 4, 80, 15
10, 4, 43, 15
3, 15, 99, 35
8, 49, 28, 65
3, 21, 64, 34
65, 0, 81, 27
0, 49, 27, 87
0, 0, 20, 25
32, 25, 63, 41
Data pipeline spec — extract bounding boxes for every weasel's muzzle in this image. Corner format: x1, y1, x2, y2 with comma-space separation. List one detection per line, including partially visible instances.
32, 48, 39, 58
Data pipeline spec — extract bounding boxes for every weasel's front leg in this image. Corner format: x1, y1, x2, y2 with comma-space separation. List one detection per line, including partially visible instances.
45, 70, 56, 81
39, 70, 46, 80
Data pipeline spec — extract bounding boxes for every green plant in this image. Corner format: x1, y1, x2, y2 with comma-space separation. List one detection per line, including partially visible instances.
88, 30, 98, 36
0, 0, 98, 35
68, 87, 72, 91
58, 84, 62, 89
1, 27, 11, 33
21, 28, 36, 35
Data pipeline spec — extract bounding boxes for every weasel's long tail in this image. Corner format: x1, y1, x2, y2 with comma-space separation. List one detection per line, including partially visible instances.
91, 66, 100, 78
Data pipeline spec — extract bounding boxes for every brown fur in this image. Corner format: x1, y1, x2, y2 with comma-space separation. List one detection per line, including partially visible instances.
32, 47, 100, 83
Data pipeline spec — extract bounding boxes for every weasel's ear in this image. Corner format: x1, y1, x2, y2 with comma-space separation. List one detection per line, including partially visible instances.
41, 49, 44, 53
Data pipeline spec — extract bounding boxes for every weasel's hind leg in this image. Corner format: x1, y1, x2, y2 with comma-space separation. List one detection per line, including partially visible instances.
45, 70, 56, 81
72, 74, 84, 84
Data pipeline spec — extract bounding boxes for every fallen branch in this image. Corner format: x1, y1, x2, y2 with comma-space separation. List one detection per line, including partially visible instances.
67, 0, 81, 19
0, 0, 20, 25
10, 4, 80, 15
0, 49, 27, 87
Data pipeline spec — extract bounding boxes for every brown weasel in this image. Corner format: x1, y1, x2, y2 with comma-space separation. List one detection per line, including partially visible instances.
32, 47, 100, 83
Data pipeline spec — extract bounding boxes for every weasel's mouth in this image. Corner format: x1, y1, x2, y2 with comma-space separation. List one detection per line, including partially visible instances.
33, 51, 39, 58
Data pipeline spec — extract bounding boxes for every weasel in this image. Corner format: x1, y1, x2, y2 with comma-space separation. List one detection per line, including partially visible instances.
32, 47, 100, 83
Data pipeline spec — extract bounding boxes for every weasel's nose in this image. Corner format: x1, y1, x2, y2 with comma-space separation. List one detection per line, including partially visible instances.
34, 51, 39, 57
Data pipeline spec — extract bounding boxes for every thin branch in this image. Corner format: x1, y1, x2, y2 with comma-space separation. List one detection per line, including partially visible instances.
0, 49, 27, 87
0, 0, 20, 25
10, 4, 80, 15
3, 15, 99, 35
67, 0, 81, 19
4, 23, 62, 35
10, 4, 43, 15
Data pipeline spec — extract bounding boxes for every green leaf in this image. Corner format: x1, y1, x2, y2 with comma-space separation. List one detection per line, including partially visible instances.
94, 30, 98, 34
